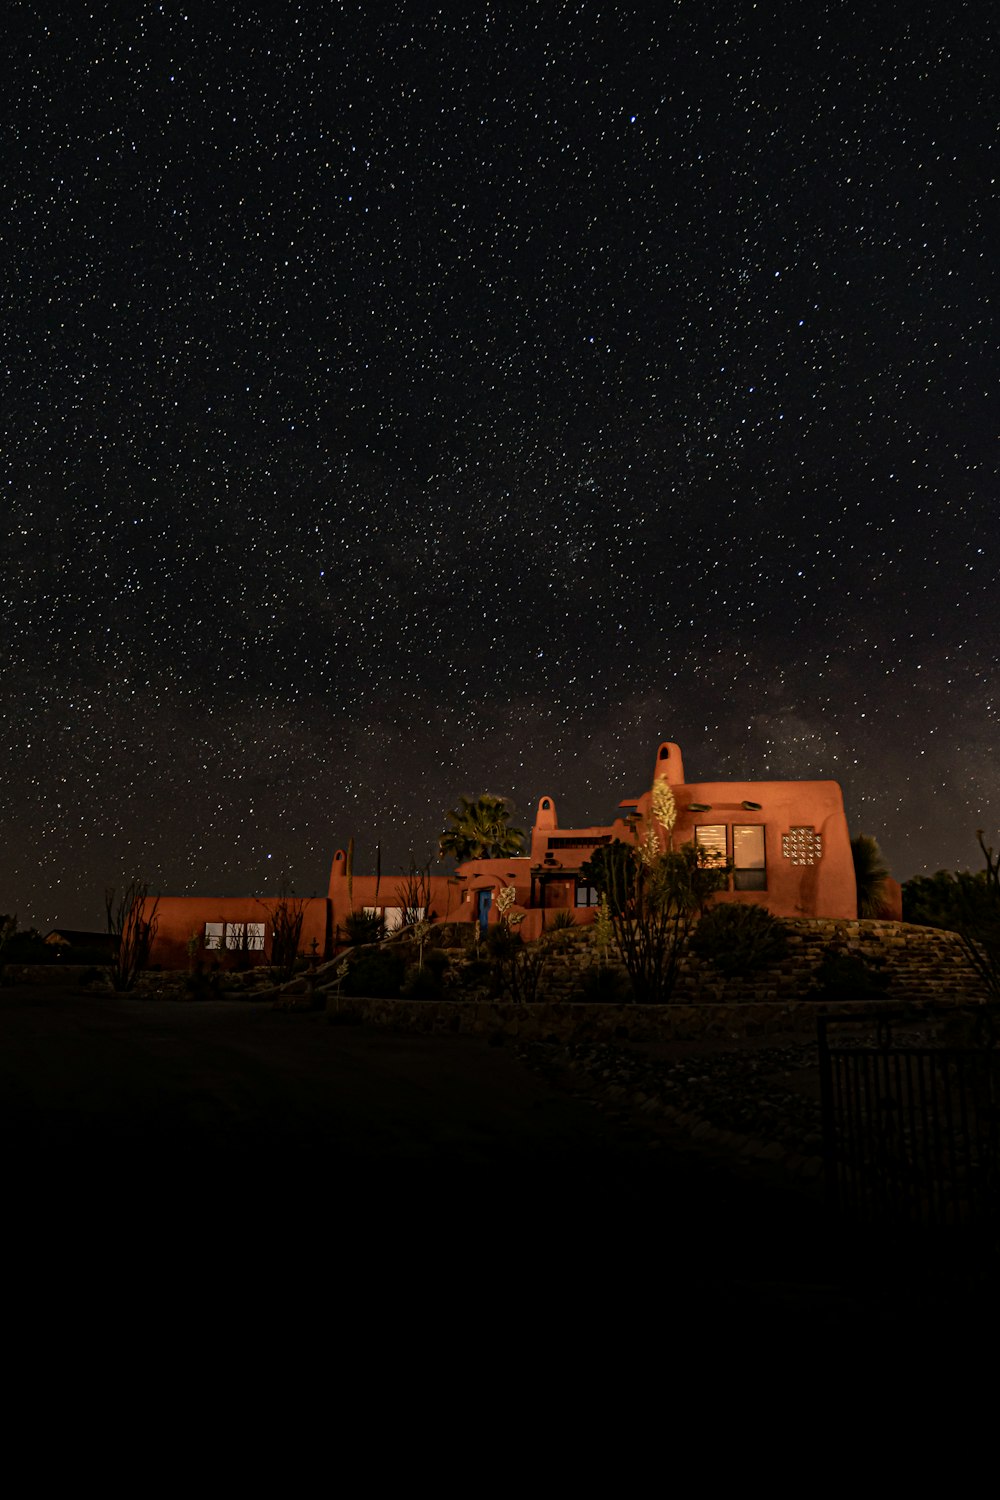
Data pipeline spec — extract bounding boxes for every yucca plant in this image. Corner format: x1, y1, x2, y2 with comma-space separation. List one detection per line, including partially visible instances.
851, 835, 890, 918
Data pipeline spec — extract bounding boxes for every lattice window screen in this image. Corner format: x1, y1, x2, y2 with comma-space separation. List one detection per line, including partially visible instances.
781, 827, 823, 865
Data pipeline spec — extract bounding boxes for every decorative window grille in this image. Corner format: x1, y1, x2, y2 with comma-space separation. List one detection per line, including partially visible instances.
782, 827, 823, 865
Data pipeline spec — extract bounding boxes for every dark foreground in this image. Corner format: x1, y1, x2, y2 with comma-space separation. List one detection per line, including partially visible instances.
0, 984, 992, 1350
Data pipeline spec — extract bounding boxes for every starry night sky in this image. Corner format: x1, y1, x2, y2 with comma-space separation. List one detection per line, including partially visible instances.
3, 2, 998, 930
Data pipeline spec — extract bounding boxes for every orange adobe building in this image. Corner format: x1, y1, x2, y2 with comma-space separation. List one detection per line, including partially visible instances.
146, 737, 892, 968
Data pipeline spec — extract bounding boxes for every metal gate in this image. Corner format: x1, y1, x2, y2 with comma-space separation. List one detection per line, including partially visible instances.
818, 1007, 1000, 1232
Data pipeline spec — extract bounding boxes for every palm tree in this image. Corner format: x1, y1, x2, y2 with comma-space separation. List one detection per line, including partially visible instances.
851, 834, 890, 918
439, 794, 526, 864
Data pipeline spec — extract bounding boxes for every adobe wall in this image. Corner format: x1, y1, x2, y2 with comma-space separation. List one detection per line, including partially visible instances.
326, 861, 476, 928
148, 896, 331, 968
635, 778, 858, 920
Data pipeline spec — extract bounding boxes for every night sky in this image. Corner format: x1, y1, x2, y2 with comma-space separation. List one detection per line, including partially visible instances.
3, 3, 998, 931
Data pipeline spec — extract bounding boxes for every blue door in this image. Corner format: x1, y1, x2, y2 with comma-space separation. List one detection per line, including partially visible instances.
477, 889, 493, 939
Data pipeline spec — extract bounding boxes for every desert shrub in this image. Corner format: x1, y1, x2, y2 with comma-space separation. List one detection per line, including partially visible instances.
545, 909, 578, 949
342, 949, 405, 998
902, 869, 986, 930
104, 880, 159, 992
580, 839, 728, 1003
484, 921, 549, 1004
810, 945, 889, 1001
400, 964, 443, 999
575, 965, 633, 1004
455, 958, 493, 994
344, 909, 386, 946
903, 835, 1000, 1001
423, 950, 449, 981
690, 903, 788, 976
184, 966, 222, 1002
258, 888, 306, 979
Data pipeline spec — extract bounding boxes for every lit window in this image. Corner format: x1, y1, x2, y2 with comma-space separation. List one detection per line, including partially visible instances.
380, 906, 426, 932
204, 922, 265, 951
694, 825, 727, 866
733, 825, 766, 891
575, 882, 600, 907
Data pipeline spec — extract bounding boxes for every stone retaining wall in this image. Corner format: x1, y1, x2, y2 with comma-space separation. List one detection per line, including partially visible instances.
533, 918, 987, 1006
325, 918, 990, 1040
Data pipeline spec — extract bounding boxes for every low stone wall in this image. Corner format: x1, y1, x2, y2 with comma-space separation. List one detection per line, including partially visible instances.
326, 992, 979, 1043
324, 918, 989, 1039
1, 964, 98, 987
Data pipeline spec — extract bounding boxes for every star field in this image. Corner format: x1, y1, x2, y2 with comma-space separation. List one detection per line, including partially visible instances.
2, 3, 998, 928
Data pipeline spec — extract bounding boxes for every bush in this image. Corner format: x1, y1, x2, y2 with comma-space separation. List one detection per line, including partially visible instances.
689, 903, 788, 976
902, 869, 986, 930
400, 964, 443, 999
484, 922, 549, 1003
454, 958, 493, 995
342, 949, 405, 998
809, 945, 890, 1001
544, 909, 578, 949
183, 966, 222, 1002
575, 965, 633, 1004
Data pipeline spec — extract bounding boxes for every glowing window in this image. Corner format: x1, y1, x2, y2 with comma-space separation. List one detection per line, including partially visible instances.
204, 922, 265, 951
733, 825, 766, 891
694, 825, 727, 865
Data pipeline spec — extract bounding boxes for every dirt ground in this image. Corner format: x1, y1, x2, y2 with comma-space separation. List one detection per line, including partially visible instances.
0, 982, 983, 1342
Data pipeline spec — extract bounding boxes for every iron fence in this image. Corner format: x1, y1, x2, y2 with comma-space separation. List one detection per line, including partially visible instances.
817, 1007, 1000, 1233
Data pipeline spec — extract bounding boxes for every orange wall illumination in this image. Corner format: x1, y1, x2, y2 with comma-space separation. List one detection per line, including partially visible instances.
145, 736, 885, 968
